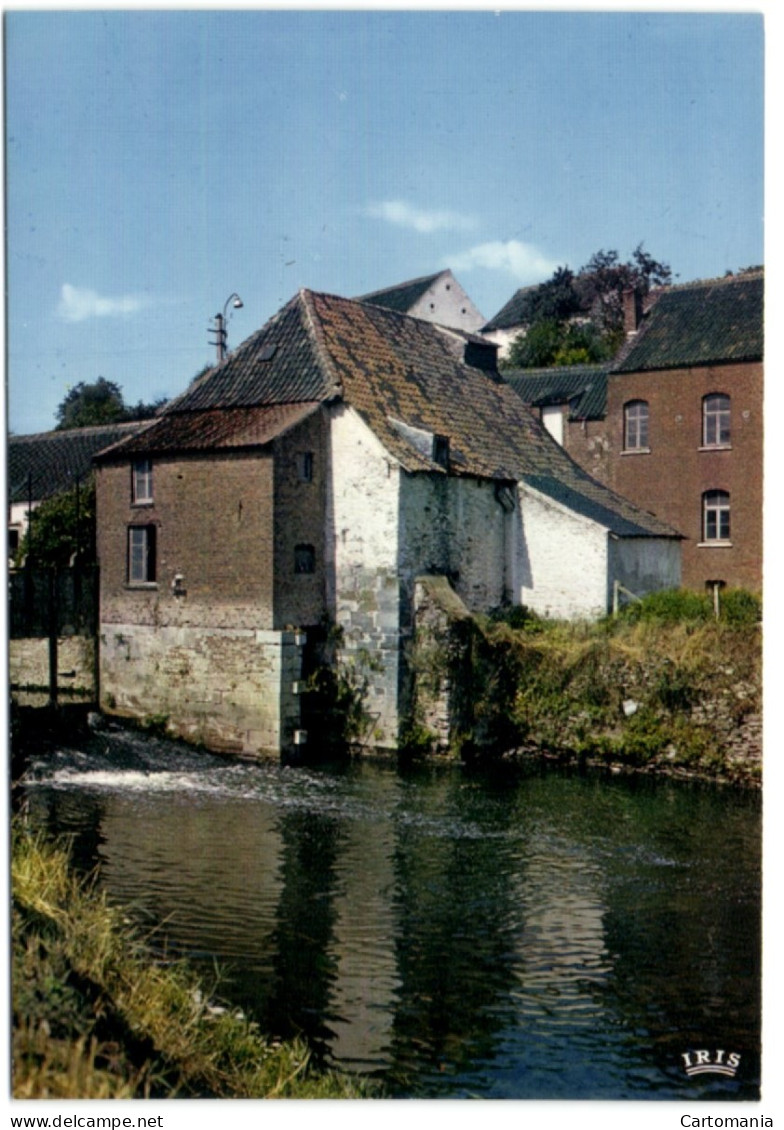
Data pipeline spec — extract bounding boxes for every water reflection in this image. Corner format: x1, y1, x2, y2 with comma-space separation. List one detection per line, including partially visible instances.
21, 738, 761, 1100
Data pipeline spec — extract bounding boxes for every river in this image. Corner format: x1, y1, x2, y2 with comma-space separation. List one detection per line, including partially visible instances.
20, 724, 761, 1100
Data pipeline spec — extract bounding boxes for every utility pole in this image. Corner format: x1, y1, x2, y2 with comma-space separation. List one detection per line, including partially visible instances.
209, 294, 243, 363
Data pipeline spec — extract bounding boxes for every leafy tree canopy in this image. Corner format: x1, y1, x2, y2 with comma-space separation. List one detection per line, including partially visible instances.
503, 244, 673, 370
17, 478, 96, 568
55, 378, 166, 430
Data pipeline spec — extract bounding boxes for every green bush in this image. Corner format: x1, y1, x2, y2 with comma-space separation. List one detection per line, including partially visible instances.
618, 587, 761, 626
719, 588, 762, 625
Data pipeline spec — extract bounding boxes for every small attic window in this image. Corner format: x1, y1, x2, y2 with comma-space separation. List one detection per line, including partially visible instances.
258, 344, 277, 362
433, 435, 450, 468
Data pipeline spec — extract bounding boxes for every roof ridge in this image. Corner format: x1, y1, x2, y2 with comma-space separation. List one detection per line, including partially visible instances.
355, 269, 447, 302
298, 288, 344, 398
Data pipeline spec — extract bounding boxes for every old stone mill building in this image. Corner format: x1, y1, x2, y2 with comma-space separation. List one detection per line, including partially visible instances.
94, 290, 681, 758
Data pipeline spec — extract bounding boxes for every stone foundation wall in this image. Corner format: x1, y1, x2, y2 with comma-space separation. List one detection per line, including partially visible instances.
99, 622, 304, 757
10, 637, 96, 707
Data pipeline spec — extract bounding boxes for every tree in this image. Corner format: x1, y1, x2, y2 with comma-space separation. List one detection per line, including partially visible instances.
55, 378, 166, 430
16, 478, 96, 567
502, 244, 673, 369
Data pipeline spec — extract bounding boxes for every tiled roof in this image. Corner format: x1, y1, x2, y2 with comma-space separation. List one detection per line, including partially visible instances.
615, 272, 763, 372
98, 289, 678, 540
99, 403, 322, 457
354, 271, 447, 314
8, 422, 147, 503
482, 276, 595, 332
482, 284, 540, 331
164, 295, 340, 412
504, 364, 608, 420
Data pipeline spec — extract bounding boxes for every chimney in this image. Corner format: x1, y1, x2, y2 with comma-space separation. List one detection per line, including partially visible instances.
623, 287, 643, 336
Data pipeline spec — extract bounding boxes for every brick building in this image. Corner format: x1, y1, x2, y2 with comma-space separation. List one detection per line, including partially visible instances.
503, 272, 763, 593
610, 272, 763, 592
95, 289, 680, 758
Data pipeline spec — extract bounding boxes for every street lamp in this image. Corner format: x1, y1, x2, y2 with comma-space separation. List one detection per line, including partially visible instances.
210, 293, 244, 363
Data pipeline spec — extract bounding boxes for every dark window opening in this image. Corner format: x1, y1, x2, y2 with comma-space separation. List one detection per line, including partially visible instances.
294, 543, 315, 574
297, 452, 314, 482
433, 434, 450, 468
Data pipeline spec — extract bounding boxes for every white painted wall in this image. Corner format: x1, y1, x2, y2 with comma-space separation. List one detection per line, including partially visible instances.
516, 484, 609, 619
542, 406, 565, 446
326, 405, 403, 747
409, 273, 486, 334
400, 474, 507, 613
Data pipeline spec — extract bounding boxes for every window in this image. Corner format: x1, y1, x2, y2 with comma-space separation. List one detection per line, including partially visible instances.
432, 435, 450, 468
8, 528, 19, 557
624, 400, 649, 450
296, 452, 314, 482
132, 458, 153, 504
703, 394, 731, 446
294, 543, 315, 574
128, 525, 157, 583
702, 491, 730, 542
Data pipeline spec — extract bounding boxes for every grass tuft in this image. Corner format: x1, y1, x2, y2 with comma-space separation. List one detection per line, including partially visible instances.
12, 820, 373, 1100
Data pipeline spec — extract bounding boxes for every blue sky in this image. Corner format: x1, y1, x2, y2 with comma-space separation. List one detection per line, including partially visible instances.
5, 7, 765, 435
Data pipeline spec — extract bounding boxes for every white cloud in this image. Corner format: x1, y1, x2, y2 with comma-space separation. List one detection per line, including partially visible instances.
366, 199, 476, 234
446, 240, 560, 284
57, 284, 145, 322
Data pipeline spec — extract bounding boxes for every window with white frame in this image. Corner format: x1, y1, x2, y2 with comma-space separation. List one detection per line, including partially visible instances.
702, 490, 730, 542
128, 524, 157, 583
132, 458, 153, 504
624, 400, 649, 450
702, 393, 731, 447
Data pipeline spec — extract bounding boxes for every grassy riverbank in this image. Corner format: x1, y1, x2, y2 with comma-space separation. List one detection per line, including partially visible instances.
412, 588, 762, 784
11, 820, 372, 1099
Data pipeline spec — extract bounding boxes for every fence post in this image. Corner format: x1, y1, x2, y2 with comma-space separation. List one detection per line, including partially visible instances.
48, 567, 58, 709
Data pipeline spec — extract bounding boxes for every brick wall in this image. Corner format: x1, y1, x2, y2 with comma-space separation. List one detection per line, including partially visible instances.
273, 409, 328, 629
96, 451, 276, 629
605, 362, 763, 591
96, 448, 303, 756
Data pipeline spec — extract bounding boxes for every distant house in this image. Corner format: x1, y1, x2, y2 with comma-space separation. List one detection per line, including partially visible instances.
356, 269, 485, 334
94, 289, 680, 758
608, 272, 763, 593
481, 276, 598, 360
8, 422, 146, 559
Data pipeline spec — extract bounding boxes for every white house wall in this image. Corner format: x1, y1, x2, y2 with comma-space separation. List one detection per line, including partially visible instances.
409, 275, 485, 334
400, 474, 507, 614
326, 405, 403, 747
516, 485, 609, 619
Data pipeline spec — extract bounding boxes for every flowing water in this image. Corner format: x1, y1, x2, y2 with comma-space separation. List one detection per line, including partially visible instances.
20, 725, 761, 1100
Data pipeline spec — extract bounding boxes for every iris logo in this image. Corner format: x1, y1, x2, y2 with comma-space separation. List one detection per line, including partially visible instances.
681, 1049, 741, 1078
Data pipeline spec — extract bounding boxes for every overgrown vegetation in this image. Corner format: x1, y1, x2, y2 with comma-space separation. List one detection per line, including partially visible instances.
302, 622, 384, 753
55, 377, 165, 430
15, 478, 96, 567
410, 590, 761, 783
12, 820, 372, 1099
502, 244, 672, 369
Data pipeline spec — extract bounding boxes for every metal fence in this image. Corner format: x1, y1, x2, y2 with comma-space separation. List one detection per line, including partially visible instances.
9, 563, 99, 640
